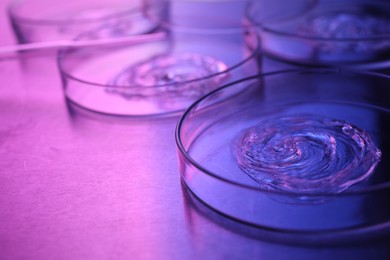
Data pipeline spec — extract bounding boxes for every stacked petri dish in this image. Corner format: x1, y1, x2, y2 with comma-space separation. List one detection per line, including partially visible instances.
247, 0, 390, 68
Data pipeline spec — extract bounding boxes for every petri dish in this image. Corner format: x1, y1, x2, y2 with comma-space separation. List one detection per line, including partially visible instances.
8, 0, 164, 43
58, 28, 259, 117
176, 69, 390, 234
247, 0, 390, 66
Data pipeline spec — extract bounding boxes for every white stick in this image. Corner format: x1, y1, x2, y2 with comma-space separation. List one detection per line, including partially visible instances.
0, 32, 167, 60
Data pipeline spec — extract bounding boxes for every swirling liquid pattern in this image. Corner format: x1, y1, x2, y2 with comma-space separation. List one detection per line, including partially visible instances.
233, 115, 382, 194
107, 53, 229, 102
298, 12, 390, 53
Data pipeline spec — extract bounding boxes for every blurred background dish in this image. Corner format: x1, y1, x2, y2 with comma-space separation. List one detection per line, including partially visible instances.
247, 0, 390, 67
8, 0, 164, 43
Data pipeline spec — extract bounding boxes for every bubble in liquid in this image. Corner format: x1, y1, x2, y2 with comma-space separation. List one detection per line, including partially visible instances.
232, 115, 382, 194
298, 12, 390, 53
107, 53, 229, 106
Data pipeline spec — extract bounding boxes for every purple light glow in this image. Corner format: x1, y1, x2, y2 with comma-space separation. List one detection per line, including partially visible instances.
1, 0, 390, 259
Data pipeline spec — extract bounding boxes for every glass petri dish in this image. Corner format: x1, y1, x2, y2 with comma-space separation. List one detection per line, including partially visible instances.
176, 69, 390, 234
8, 0, 164, 43
58, 28, 259, 117
247, 0, 390, 66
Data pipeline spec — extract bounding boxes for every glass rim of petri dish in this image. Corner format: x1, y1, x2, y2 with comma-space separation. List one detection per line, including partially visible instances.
57, 31, 260, 90
246, 0, 390, 42
258, 26, 390, 43
7, 0, 155, 26
176, 68, 390, 198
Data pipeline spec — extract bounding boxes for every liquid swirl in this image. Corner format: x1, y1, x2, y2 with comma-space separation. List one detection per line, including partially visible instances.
107, 53, 229, 102
233, 115, 382, 194
298, 12, 390, 54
